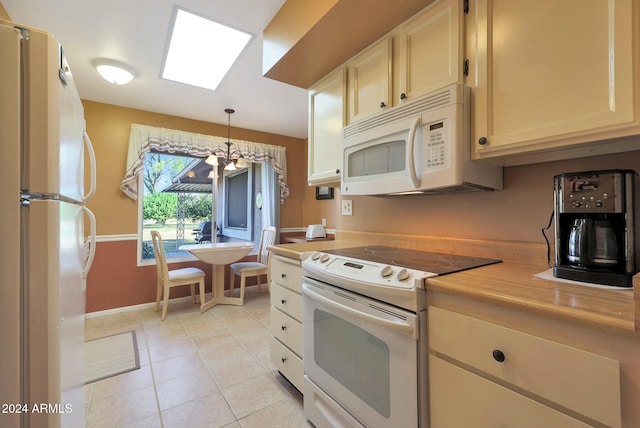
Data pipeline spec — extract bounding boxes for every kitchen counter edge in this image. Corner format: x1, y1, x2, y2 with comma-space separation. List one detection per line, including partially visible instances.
268, 241, 640, 339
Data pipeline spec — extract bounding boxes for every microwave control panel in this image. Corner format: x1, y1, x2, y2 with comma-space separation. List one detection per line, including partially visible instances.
423, 118, 450, 170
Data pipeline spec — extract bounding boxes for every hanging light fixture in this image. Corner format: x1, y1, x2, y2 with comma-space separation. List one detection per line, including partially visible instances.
221, 108, 249, 171
205, 108, 247, 170
223, 108, 237, 171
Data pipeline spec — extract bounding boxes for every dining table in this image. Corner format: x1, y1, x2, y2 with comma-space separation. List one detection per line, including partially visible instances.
178, 241, 255, 312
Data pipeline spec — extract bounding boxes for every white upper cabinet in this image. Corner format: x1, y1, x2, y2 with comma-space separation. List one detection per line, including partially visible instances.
308, 67, 346, 186
348, 37, 392, 124
397, 0, 463, 104
469, 0, 640, 162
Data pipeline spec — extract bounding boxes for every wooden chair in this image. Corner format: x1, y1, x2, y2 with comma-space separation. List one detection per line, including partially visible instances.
229, 226, 277, 304
150, 231, 205, 320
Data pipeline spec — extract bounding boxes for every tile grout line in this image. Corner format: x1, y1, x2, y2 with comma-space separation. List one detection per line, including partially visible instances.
143, 309, 166, 428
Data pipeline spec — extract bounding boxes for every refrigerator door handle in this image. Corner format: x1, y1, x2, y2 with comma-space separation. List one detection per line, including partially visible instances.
82, 206, 96, 281
83, 130, 97, 202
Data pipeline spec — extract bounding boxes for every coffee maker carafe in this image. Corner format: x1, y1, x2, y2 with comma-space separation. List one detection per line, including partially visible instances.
554, 170, 636, 287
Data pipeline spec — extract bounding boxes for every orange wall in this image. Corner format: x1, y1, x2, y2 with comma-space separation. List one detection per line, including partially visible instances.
86, 240, 211, 311
302, 184, 340, 229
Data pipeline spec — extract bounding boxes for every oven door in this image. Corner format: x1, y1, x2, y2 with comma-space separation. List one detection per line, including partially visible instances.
302, 278, 420, 428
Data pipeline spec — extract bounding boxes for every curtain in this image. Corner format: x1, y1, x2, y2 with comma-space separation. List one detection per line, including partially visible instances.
120, 123, 290, 203
261, 162, 280, 238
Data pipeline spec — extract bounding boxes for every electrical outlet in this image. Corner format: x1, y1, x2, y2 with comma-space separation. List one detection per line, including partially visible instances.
341, 200, 353, 216
321, 218, 326, 227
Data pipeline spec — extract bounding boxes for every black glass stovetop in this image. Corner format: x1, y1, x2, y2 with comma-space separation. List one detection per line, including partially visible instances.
322, 245, 501, 275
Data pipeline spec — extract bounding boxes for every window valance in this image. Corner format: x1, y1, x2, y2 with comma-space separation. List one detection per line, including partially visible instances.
119, 124, 290, 203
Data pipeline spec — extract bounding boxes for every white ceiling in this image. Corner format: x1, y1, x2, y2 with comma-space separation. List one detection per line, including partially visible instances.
2, 0, 309, 139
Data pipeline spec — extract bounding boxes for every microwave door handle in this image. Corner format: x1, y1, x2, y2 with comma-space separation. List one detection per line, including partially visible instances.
303, 284, 415, 337
408, 117, 421, 188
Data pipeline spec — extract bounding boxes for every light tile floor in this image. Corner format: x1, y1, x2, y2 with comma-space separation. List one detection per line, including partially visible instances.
84, 287, 311, 428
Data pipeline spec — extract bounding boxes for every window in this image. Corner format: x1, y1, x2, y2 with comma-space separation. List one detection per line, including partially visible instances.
138, 150, 262, 264
221, 167, 253, 240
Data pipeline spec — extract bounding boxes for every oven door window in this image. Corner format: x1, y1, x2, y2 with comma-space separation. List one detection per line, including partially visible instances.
314, 309, 391, 417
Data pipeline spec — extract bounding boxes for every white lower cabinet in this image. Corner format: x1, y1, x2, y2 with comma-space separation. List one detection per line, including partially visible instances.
270, 337, 304, 391
428, 306, 621, 428
268, 254, 304, 392
270, 305, 302, 356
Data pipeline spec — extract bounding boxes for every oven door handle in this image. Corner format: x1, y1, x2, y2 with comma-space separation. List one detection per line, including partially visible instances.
303, 285, 415, 337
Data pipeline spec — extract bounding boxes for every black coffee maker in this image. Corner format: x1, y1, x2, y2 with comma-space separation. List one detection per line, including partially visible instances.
554, 169, 636, 287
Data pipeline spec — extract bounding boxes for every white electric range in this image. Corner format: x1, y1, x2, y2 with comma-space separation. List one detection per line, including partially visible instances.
301, 245, 500, 428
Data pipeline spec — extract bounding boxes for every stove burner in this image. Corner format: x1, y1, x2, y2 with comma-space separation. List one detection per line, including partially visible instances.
323, 245, 501, 275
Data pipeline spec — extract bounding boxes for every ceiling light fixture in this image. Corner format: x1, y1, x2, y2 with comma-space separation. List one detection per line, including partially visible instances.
92, 59, 136, 85
162, 8, 253, 90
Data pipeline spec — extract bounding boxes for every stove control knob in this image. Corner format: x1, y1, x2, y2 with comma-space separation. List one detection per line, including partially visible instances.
311, 252, 321, 261
397, 269, 410, 282
319, 254, 330, 263
381, 266, 394, 278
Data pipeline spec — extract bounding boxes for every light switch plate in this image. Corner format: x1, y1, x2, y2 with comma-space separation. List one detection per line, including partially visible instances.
341, 200, 353, 216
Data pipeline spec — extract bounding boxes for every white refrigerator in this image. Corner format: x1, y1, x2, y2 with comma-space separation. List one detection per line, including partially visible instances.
0, 20, 96, 428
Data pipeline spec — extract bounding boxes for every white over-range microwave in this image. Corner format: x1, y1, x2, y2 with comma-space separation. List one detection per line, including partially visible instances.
341, 83, 503, 195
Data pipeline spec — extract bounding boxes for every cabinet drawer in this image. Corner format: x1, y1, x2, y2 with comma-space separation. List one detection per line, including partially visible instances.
270, 283, 302, 321
429, 355, 590, 428
428, 306, 621, 427
270, 336, 303, 393
270, 306, 303, 357
270, 255, 302, 292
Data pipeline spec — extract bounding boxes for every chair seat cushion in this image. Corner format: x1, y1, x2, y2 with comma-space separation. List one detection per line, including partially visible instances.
168, 267, 205, 282
230, 262, 267, 274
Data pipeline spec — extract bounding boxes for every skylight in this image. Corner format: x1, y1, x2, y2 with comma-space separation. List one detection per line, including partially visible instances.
162, 8, 253, 91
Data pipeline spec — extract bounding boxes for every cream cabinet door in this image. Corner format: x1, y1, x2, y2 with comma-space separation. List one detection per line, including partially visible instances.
269, 254, 302, 293
397, 0, 463, 104
308, 68, 346, 186
470, 0, 637, 159
429, 306, 621, 427
270, 337, 304, 392
429, 356, 591, 428
348, 37, 392, 124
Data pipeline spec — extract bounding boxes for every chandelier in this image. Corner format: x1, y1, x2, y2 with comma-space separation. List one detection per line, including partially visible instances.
205, 108, 247, 170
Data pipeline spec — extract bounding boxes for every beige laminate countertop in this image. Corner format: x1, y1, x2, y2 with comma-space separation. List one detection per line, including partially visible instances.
268, 240, 363, 259
268, 239, 640, 339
